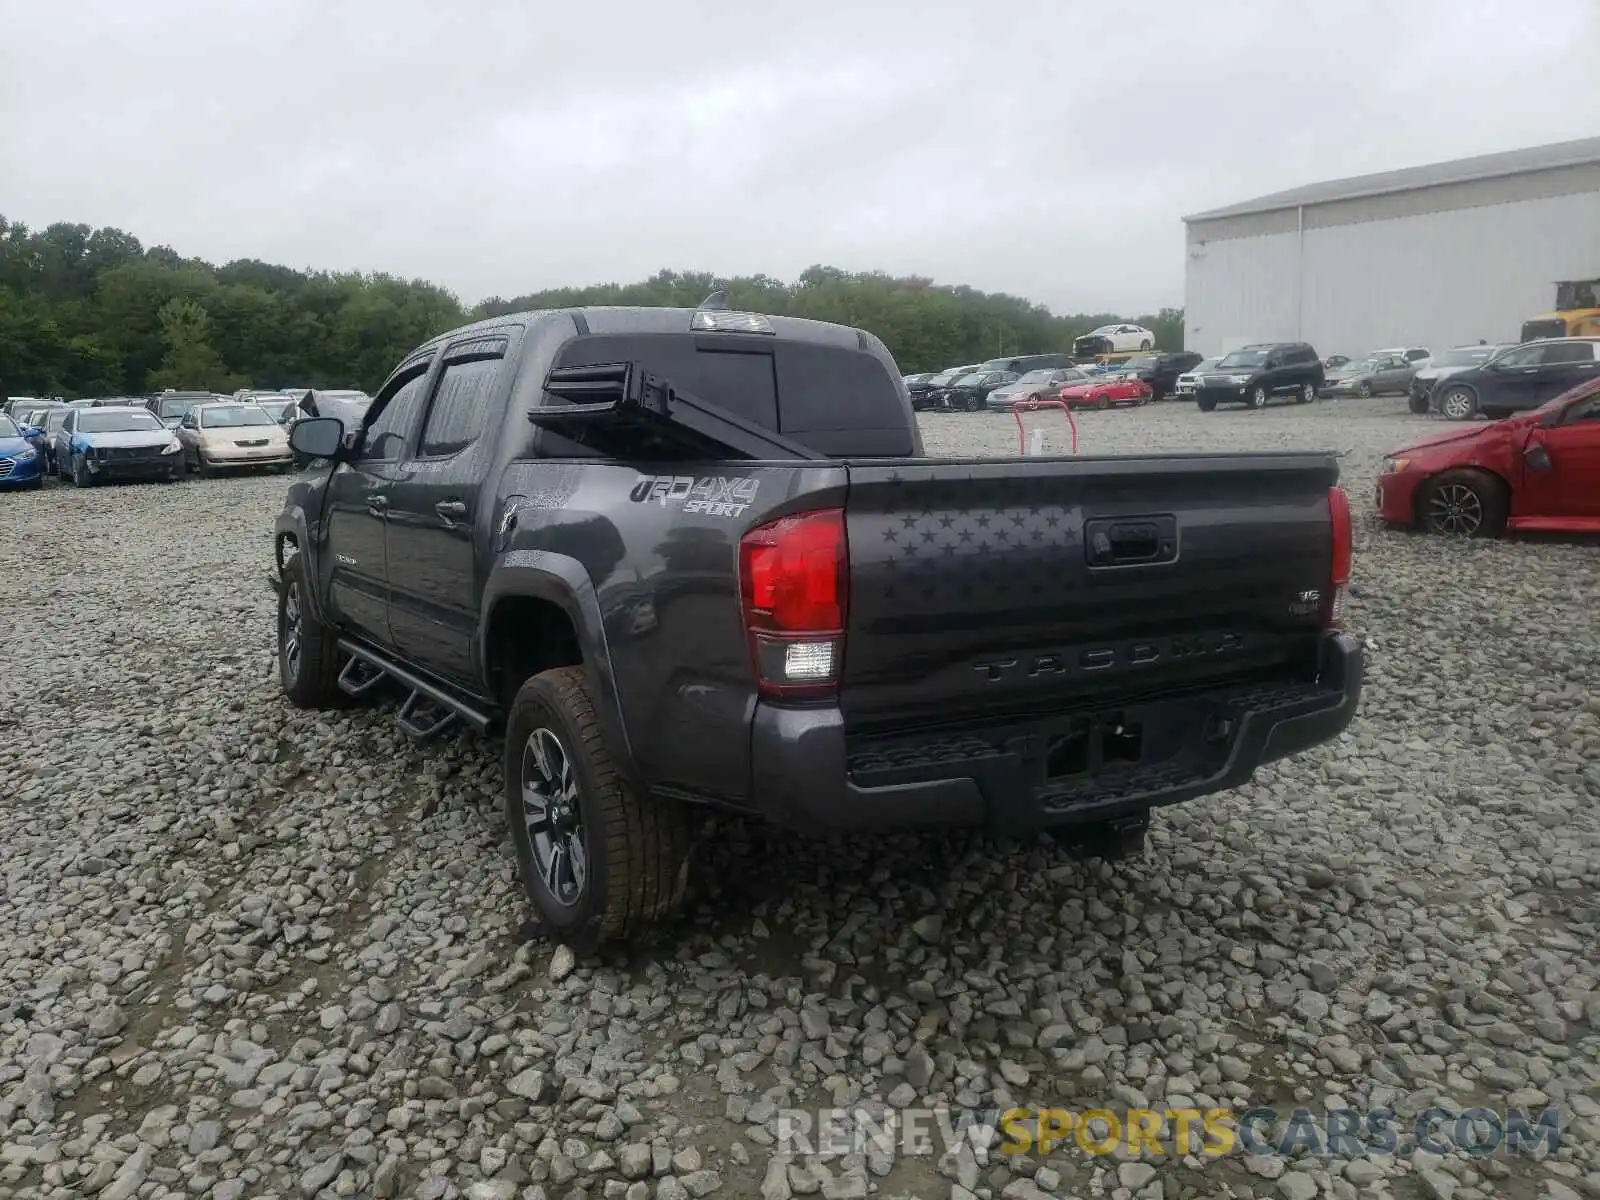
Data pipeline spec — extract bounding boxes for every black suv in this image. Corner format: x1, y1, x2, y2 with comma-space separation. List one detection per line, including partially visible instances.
1194, 343, 1323, 411
940, 369, 1019, 412
1119, 351, 1205, 401
1431, 338, 1600, 421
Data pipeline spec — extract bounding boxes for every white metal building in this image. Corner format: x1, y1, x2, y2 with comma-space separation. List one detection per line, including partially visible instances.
1182, 136, 1600, 360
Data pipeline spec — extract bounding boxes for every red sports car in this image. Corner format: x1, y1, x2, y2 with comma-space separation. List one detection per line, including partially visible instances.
1058, 377, 1152, 410
1375, 377, 1600, 536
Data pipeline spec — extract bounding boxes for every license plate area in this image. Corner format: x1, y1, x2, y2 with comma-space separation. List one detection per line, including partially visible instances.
1044, 709, 1148, 781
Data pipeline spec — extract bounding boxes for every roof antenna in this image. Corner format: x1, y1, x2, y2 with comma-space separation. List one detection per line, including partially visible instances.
698, 289, 731, 311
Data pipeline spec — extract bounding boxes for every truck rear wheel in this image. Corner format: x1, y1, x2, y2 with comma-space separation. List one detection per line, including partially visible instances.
504, 666, 689, 951
277, 555, 348, 709
1196, 395, 1216, 412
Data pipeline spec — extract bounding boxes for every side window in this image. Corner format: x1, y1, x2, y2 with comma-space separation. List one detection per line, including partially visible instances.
1496, 345, 1543, 368
1564, 394, 1600, 423
359, 372, 430, 463
1543, 342, 1596, 365
62, 412, 74, 435
419, 354, 502, 458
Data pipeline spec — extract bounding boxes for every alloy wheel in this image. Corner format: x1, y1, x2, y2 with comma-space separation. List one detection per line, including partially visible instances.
519, 727, 588, 907
281, 581, 302, 684
1441, 389, 1474, 421
1426, 483, 1483, 535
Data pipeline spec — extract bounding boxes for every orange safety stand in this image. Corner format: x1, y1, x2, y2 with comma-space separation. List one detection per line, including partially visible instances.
1012, 398, 1078, 455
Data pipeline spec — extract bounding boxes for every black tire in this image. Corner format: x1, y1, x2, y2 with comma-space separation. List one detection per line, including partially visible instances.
505, 666, 689, 950
965, 392, 983, 413
1418, 470, 1508, 538
1138, 339, 1152, 351
1197, 395, 1216, 412
1095, 393, 1110, 411
1299, 383, 1316, 404
1134, 390, 1150, 406
194, 453, 213, 478
1438, 386, 1477, 422
1357, 380, 1373, 399
1408, 392, 1428, 414
72, 456, 92, 487
1248, 386, 1269, 410
277, 555, 348, 708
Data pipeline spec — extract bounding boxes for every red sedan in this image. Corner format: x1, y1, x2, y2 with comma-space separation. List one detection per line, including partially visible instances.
1376, 377, 1600, 536
1058, 377, 1152, 410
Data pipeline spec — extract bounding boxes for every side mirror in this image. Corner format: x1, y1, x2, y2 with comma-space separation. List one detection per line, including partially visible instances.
20, 426, 42, 439
289, 416, 346, 459
1524, 443, 1552, 472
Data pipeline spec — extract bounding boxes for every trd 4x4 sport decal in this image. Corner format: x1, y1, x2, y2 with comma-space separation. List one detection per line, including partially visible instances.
629, 474, 760, 518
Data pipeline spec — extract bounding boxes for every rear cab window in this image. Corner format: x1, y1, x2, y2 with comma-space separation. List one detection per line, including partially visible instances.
540, 331, 913, 457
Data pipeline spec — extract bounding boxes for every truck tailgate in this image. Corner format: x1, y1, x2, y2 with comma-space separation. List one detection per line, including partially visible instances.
840, 454, 1341, 731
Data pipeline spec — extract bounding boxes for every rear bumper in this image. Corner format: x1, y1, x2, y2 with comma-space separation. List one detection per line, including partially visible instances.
749, 633, 1363, 835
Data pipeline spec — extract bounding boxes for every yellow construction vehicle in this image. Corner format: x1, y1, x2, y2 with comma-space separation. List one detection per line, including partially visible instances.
1521, 278, 1600, 342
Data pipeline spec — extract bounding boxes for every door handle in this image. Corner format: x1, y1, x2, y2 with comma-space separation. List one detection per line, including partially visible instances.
435, 500, 468, 523
366, 494, 388, 516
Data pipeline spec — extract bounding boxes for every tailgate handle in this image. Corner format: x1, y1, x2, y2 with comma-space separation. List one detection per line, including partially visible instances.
1085, 515, 1178, 567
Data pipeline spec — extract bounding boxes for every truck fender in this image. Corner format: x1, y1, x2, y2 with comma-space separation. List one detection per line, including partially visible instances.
273, 506, 332, 626
480, 551, 637, 777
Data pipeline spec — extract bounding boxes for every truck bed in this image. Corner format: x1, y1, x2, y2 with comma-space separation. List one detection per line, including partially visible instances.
596, 447, 1356, 834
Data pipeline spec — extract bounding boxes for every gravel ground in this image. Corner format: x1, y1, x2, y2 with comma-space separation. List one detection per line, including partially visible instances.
1, 395, 1597, 1200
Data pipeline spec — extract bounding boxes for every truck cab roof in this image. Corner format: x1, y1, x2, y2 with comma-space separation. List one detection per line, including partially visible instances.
403, 305, 920, 459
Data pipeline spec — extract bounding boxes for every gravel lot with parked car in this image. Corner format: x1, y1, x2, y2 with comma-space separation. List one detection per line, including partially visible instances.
0, 397, 1596, 1200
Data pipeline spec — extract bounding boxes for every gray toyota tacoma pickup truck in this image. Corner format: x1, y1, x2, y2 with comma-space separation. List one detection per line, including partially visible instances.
271, 301, 1362, 948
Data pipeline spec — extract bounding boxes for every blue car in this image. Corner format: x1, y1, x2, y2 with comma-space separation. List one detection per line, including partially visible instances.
58, 406, 184, 486
0, 413, 46, 489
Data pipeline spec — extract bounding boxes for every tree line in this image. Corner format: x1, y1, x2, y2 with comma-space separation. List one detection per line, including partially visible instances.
0, 217, 1183, 399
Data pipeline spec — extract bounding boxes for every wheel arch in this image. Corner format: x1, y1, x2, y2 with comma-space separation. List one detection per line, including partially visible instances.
481, 551, 636, 776
272, 508, 333, 625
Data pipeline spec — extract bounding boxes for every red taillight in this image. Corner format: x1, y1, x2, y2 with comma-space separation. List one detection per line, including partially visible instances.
738, 508, 848, 699
1323, 485, 1351, 629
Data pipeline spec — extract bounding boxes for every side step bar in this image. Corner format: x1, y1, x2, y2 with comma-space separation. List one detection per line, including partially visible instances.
335, 637, 493, 741
338, 657, 387, 697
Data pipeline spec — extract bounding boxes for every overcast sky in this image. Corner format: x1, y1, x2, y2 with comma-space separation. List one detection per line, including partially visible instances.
3, 0, 1596, 315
